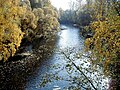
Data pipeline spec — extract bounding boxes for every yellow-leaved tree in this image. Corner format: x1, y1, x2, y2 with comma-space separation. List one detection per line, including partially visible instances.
20, 0, 37, 42
85, 0, 120, 75
31, 0, 59, 38
0, 0, 24, 62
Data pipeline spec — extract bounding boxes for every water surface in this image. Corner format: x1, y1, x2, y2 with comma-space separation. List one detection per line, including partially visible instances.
25, 24, 85, 90
25, 24, 109, 90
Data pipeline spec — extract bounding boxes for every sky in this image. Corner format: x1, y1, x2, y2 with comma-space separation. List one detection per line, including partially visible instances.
50, 0, 86, 10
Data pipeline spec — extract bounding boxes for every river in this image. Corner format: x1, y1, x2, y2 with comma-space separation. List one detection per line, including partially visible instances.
25, 24, 109, 90
25, 24, 85, 90
0, 24, 109, 90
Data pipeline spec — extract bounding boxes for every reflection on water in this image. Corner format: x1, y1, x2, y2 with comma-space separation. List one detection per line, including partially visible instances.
25, 24, 84, 90
58, 25, 84, 49
25, 24, 109, 90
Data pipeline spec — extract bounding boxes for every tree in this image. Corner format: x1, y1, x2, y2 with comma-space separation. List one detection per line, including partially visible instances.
0, 0, 59, 62
85, 0, 120, 77
0, 0, 24, 61
20, 0, 37, 42
32, 0, 59, 38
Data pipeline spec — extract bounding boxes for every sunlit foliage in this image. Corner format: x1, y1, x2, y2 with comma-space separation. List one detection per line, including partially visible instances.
85, 0, 120, 75
21, 0, 59, 41
36, 14, 59, 38
0, 0, 59, 62
20, 0, 37, 41
31, 0, 59, 38
0, 0, 24, 61
33, 8, 44, 21
43, 7, 58, 18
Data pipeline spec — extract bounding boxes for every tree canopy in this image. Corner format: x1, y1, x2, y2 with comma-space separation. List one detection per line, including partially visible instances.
0, 0, 59, 62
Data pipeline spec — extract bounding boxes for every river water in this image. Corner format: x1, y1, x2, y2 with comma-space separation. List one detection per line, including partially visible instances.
25, 24, 109, 90
25, 24, 85, 90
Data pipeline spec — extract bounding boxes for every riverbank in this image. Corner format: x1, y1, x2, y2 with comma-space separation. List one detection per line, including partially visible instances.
0, 35, 57, 90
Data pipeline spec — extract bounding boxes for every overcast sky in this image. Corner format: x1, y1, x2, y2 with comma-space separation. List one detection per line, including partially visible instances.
50, 0, 86, 10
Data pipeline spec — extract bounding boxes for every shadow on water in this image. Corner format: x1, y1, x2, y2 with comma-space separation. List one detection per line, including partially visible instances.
0, 35, 56, 90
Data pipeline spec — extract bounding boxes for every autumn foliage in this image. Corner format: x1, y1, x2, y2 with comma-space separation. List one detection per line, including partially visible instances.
0, 0, 59, 62
85, 0, 120, 75
0, 0, 24, 62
